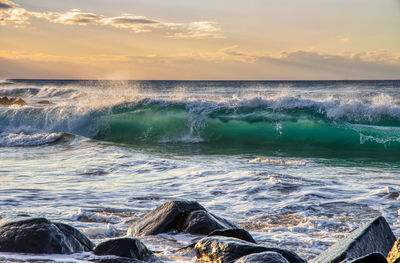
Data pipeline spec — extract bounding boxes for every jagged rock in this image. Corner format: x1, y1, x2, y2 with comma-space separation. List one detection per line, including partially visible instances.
94, 238, 153, 261
0, 218, 94, 254
208, 228, 257, 244
194, 236, 305, 263
310, 216, 396, 263
344, 253, 387, 263
235, 251, 289, 263
387, 239, 400, 263
0, 96, 26, 106
130, 200, 236, 237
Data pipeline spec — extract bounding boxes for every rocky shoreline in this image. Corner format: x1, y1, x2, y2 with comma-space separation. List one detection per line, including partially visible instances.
0, 201, 399, 263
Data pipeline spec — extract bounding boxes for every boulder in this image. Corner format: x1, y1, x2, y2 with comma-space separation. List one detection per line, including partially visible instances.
194, 236, 305, 263
94, 238, 153, 261
130, 201, 236, 237
235, 251, 289, 263
310, 216, 396, 263
387, 239, 400, 263
0, 96, 26, 106
0, 218, 94, 254
182, 210, 237, 235
208, 228, 257, 244
176, 228, 257, 251
89, 257, 143, 263
345, 253, 387, 263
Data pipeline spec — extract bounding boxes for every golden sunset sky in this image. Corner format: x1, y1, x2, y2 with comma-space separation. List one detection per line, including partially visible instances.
0, 0, 399, 79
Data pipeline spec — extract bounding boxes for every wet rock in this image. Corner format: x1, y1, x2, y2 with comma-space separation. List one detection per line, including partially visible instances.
130, 200, 236, 237
182, 209, 237, 235
194, 236, 305, 263
387, 239, 400, 263
90, 257, 143, 263
235, 251, 289, 263
310, 216, 396, 263
208, 228, 257, 244
0, 96, 26, 106
37, 100, 52, 105
0, 217, 94, 254
177, 228, 257, 251
94, 238, 153, 261
344, 253, 387, 263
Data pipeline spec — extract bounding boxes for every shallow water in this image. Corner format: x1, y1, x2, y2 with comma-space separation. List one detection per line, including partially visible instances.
0, 80, 400, 262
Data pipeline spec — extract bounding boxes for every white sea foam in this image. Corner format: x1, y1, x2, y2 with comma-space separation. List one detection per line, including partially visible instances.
249, 157, 309, 166
82, 223, 118, 239
69, 208, 121, 224
0, 132, 66, 147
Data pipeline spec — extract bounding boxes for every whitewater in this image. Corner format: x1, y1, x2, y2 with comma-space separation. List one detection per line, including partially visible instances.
0, 79, 400, 262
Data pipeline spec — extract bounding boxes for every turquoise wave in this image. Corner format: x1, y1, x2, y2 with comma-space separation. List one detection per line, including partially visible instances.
94, 101, 400, 158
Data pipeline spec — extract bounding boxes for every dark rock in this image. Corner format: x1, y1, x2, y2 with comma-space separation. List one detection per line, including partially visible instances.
194, 236, 305, 263
0, 96, 26, 106
130, 200, 236, 237
55, 222, 95, 251
89, 257, 143, 263
310, 216, 396, 263
235, 251, 289, 263
94, 238, 153, 261
175, 228, 256, 251
0, 217, 94, 254
261, 248, 305, 263
37, 100, 52, 105
207, 228, 257, 244
387, 239, 400, 263
344, 253, 387, 263
182, 210, 237, 235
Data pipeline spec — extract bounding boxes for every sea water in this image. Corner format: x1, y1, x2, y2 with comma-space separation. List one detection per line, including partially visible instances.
0, 80, 400, 262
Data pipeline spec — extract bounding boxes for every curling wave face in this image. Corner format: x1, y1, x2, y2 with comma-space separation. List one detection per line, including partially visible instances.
1, 80, 400, 158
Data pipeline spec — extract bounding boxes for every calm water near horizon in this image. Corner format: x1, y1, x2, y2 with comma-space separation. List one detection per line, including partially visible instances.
1, 79, 400, 262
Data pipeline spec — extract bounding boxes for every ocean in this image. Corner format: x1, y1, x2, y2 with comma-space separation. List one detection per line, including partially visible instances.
0, 79, 399, 262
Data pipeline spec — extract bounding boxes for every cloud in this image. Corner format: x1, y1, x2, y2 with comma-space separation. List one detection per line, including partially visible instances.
0, 1, 223, 38
0, 0, 14, 9
50, 9, 104, 25
167, 22, 224, 39
1, 47, 399, 80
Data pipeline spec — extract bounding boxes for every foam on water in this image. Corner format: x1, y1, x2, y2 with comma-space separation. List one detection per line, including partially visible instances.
0, 132, 71, 147
249, 157, 309, 166
1, 80, 400, 262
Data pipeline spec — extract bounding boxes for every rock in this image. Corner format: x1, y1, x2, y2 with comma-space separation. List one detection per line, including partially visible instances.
37, 100, 52, 105
310, 216, 396, 263
208, 228, 257, 244
0, 217, 94, 254
235, 251, 289, 263
94, 238, 153, 261
387, 239, 400, 263
55, 222, 95, 252
182, 210, 237, 235
194, 236, 305, 263
130, 200, 236, 237
0, 96, 27, 106
176, 228, 257, 251
89, 257, 143, 263
344, 253, 387, 263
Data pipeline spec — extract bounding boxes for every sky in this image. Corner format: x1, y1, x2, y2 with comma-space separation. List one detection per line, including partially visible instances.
0, 0, 399, 80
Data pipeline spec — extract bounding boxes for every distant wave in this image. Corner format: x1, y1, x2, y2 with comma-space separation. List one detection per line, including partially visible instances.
1, 94, 400, 154
0, 86, 83, 98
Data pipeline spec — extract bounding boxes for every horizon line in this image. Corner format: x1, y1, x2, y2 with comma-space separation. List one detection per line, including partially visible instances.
7, 78, 400, 82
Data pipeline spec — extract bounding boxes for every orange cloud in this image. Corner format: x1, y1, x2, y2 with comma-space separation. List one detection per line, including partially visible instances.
0, 1, 223, 38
